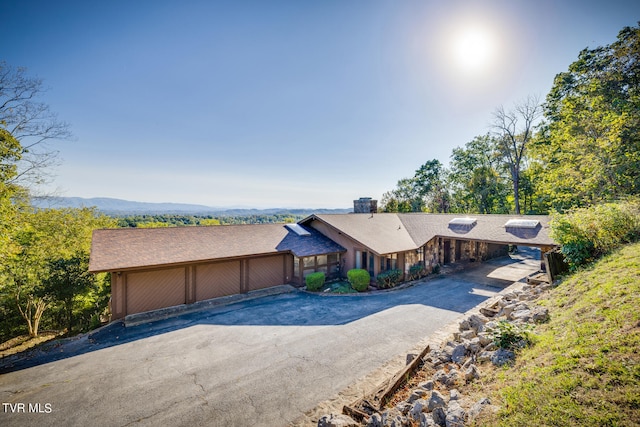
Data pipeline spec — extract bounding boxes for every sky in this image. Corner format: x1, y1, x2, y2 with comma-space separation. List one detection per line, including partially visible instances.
2, 0, 639, 209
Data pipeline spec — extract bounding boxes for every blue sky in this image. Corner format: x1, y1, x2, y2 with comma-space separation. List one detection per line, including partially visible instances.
2, 0, 639, 208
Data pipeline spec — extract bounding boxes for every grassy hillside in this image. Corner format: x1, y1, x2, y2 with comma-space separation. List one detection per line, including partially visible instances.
472, 242, 640, 426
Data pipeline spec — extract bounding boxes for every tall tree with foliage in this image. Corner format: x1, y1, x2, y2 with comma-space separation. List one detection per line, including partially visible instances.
381, 160, 450, 213
536, 24, 640, 211
492, 95, 543, 214
449, 134, 510, 213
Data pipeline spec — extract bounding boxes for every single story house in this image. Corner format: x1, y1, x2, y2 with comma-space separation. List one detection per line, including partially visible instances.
89, 199, 557, 320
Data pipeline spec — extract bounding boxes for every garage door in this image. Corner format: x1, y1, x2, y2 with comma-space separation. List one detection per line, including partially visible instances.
126, 268, 186, 315
195, 260, 241, 301
248, 255, 285, 291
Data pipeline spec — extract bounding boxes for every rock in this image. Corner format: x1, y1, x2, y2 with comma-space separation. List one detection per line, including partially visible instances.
477, 350, 494, 363
500, 303, 517, 318
434, 368, 460, 387
460, 329, 476, 340
427, 390, 447, 411
468, 397, 491, 421
396, 401, 412, 415
479, 306, 499, 317
409, 399, 428, 420
408, 388, 428, 403
449, 389, 460, 401
477, 332, 493, 347
418, 380, 435, 391
467, 314, 487, 333
381, 408, 408, 427
491, 348, 516, 366
366, 413, 383, 427
420, 412, 436, 427
317, 414, 359, 427
510, 309, 532, 322
432, 407, 446, 427
407, 353, 418, 365
465, 337, 482, 353
445, 401, 466, 427
532, 307, 549, 323
464, 364, 481, 382
451, 344, 467, 364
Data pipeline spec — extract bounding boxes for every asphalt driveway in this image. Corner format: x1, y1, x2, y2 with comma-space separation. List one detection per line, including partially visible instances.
0, 250, 540, 427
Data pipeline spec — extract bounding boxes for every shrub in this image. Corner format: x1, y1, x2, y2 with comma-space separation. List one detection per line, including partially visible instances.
376, 269, 403, 289
347, 269, 370, 292
305, 272, 325, 292
550, 199, 640, 269
408, 263, 427, 281
489, 320, 535, 350
432, 263, 441, 274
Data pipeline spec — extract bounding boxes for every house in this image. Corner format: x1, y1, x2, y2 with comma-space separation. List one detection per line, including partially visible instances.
89, 198, 557, 320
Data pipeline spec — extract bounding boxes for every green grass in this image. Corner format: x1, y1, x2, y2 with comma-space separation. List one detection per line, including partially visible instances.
471, 242, 640, 426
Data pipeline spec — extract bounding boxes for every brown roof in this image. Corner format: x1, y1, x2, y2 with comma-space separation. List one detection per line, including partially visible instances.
304, 213, 556, 255
89, 223, 345, 272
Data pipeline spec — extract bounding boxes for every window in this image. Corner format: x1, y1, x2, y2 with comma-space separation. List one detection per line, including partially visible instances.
316, 254, 327, 266
381, 253, 398, 271
293, 256, 300, 277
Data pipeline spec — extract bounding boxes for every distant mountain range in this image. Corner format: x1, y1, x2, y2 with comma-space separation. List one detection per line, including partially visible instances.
31, 197, 351, 216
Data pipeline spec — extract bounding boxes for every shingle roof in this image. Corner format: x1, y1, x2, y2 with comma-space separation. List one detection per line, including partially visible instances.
89, 223, 345, 272
305, 213, 556, 255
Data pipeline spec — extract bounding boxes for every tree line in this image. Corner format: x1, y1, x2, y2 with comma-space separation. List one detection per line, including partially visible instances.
115, 213, 303, 228
382, 25, 640, 215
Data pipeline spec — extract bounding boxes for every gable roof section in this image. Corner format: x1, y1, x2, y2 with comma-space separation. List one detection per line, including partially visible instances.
89, 223, 344, 272
304, 213, 556, 255
303, 214, 419, 255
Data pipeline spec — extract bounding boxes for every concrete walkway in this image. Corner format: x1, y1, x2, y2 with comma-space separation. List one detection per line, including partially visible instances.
0, 251, 539, 427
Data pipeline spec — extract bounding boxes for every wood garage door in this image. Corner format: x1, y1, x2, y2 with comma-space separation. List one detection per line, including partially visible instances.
248, 255, 285, 291
126, 267, 186, 315
195, 260, 241, 301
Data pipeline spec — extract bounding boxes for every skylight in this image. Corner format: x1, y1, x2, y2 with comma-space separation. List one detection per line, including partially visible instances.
504, 219, 539, 229
449, 217, 477, 226
285, 223, 311, 236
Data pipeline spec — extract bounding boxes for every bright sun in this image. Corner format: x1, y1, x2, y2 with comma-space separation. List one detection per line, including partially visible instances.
451, 26, 496, 74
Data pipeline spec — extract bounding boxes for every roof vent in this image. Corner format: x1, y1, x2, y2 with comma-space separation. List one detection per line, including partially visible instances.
449, 217, 477, 226
504, 219, 539, 229
286, 223, 311, 236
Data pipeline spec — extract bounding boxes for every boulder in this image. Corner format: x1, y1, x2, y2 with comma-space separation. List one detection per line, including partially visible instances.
464, 364, 481, 382
432, 407, 447, 427
418, 380, 435, 391
445, 401, 466, 427
381, 408, 408, 427
433, 368, 460, 387
532, 307, 550, 323
409, 399, 428, 420
408, 388, 428, 403
451, 344, 467, 364
491, 348, 516, 366
427, 390, 447, 411
449, 389, 460, 401
317, 414, 359, 427
467, 397, 492, 421
366, 413, 382, 427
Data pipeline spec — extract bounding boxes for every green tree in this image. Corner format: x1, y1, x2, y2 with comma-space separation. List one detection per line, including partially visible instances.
492, 95, 543, 214
1, 208, 115, 338
537, 24, 640, 210
449, 134, 510, 213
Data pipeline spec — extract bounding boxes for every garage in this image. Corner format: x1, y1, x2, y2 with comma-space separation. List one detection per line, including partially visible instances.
126, 267, 186, 315
195, 260, 241, 301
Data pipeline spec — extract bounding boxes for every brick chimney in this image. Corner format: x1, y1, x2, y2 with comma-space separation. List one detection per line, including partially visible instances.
353, 197, 378, 214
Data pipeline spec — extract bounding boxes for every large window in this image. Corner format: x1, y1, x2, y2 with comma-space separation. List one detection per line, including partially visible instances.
298, 253, 341, 279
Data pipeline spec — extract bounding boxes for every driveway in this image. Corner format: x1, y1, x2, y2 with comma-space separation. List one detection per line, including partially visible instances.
0, 250, 540, 427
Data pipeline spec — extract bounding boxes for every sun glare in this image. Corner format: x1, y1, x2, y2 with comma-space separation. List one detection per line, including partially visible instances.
451, 26, 496, 74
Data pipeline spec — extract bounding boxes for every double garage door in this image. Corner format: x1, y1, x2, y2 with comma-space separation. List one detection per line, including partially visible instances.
123, 254, 288, 317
